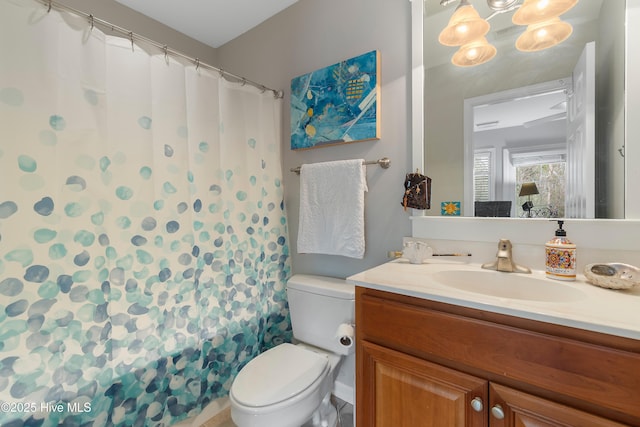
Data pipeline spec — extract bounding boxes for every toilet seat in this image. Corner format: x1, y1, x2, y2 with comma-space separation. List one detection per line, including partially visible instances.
231, 343, 329, 408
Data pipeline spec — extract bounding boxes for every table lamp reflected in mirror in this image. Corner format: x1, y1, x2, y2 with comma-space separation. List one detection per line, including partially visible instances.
519, 182, 539, 217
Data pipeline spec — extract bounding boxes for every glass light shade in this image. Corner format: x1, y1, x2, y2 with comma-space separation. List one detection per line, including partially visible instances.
451, 38, 497, 67
515, 17, 573, 52
512, 0, 578, 26
439, 4, 490, 46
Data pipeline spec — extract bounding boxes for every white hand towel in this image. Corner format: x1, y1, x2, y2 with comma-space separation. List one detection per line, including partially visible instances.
297, 159, 368, 259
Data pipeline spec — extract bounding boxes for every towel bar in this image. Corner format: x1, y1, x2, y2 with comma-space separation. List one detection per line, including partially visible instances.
290, 157, 390, 175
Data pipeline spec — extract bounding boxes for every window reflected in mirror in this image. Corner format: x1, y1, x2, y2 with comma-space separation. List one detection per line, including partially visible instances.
516, 164, 564, 218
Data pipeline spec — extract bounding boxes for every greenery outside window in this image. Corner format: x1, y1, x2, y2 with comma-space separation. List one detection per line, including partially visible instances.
516, 162, 565, 217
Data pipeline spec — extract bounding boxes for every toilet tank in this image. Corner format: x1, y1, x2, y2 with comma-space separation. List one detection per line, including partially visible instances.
287, 274, 355, 356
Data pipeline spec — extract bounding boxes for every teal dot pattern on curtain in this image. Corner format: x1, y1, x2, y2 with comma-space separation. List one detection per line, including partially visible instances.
0, 1, 291, 426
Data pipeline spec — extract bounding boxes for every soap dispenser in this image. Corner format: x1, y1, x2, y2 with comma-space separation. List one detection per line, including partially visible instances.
545, 220, 576, 281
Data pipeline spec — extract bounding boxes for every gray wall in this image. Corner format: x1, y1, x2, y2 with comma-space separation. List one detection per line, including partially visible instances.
596, 0, 625, 218
217, 0, 413, 278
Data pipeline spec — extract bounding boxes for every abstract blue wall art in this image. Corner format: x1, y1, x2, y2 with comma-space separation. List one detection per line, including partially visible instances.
290, 50, 380, 150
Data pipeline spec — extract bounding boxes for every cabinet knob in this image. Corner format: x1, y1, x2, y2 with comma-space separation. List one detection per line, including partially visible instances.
491, 404, 505, 419
470, 397, 484, 412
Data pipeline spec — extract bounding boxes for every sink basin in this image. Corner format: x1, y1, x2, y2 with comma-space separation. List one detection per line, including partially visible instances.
432, 270, 587, 302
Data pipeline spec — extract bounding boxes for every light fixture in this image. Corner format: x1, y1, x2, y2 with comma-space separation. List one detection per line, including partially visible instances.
485, 0, 520, 18
438, 0, 490, 46
515, 17, 573, 52
512, 0, 578, 25
452, 37, 497, 67
439, 0, 578, 67
519, 182, 539, 217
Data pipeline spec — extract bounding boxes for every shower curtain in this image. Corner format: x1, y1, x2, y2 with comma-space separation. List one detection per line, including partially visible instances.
0, 1, 291, 426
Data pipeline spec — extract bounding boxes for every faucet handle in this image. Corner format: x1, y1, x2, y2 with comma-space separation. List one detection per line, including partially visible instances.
496, 239, 512, 256
483, 239, 531, 274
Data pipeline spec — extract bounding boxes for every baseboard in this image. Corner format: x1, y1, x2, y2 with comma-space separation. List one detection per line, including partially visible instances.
198, 406, 231, 427
172, 397, 232, 427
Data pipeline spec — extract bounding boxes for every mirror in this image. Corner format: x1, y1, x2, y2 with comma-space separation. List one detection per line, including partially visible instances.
423, 0, 626, 218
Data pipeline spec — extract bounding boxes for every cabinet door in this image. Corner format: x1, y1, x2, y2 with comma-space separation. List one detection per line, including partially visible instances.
358, 340, 488, 427
489, 383, 629, 427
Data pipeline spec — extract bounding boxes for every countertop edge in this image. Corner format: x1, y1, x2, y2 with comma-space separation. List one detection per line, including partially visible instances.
347, 261, 640, 341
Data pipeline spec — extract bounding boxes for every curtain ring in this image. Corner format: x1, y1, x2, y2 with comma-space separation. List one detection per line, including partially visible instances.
163, 45, 169, 63
129, 31, 134, 52
195, 58, 200, 70
88, 14, 94, 31
47, 0, 52, 13
241, 78, 247, 86
259, 85, 266, 93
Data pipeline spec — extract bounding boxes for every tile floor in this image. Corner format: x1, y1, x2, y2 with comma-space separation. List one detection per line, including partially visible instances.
336, 400, 355, 427
217, 400, 354, 427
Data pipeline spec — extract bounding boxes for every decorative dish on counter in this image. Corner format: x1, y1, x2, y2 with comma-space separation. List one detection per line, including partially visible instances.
584, 263, 640, 290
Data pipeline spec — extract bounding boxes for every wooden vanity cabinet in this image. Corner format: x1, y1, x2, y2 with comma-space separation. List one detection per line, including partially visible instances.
360, 339, 488, 427
356, 287, 640, 426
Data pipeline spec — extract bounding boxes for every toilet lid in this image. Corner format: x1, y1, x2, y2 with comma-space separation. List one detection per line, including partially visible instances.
231, 343, 329, 407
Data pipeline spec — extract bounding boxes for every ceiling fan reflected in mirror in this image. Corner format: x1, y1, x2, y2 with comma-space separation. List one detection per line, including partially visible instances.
522, 94, 567, 128
473, 88, 568, 131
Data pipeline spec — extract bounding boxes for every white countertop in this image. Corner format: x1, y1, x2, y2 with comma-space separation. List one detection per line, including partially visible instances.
347, 259, 640, 340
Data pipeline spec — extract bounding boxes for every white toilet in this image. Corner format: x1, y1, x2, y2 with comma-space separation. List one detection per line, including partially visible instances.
229, 274, 355, 427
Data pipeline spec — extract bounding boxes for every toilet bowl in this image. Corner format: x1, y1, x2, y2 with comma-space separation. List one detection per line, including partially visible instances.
229, 274, 355, 427
230, 343, 340, 427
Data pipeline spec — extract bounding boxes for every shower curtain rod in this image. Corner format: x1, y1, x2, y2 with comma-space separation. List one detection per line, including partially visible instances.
34, 0, 285, 99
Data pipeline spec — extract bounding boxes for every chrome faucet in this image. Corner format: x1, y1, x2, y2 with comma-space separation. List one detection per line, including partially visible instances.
482, 239, 531, 274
